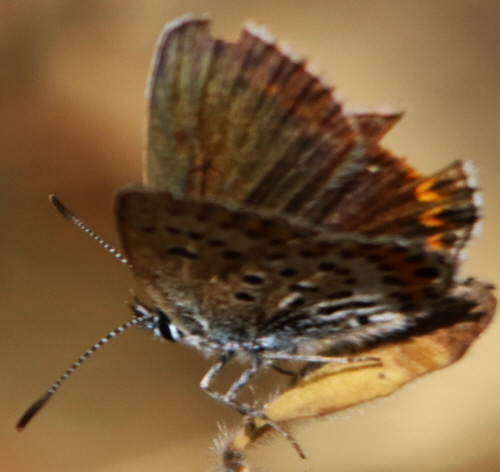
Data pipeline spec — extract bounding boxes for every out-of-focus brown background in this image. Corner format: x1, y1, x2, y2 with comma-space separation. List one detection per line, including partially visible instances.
1, 1, 499, 471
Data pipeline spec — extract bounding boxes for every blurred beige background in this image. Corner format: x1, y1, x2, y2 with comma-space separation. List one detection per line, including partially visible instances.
1, 1, 499, 471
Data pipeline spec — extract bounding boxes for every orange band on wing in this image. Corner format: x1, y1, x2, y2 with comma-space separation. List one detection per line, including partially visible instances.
415, 178, 441, 203
419, 206, 446, 228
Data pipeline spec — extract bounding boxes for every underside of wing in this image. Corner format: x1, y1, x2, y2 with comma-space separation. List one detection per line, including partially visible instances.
340, 160, 480, 252
146, 18, 364, 207
145, 18, 480, 254
305, 157, 480, 253
116, 189, 455, 348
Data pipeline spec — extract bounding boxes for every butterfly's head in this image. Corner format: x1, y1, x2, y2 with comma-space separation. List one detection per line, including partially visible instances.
130, 302, 183, 342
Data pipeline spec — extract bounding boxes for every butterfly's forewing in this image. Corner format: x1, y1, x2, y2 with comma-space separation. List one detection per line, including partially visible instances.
146, 17, 357, 207
116, 188, 456, 352
342, 160, 480, 251
146, 18, 214, 194
307, 156, 480, 251
145, 18, 479, 255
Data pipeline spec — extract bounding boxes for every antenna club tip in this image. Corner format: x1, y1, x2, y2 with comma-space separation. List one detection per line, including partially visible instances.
49, 195, 75, 220
16, 392, 52, 431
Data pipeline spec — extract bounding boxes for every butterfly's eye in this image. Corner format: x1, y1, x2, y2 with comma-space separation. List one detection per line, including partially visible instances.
155, 310, 182, 341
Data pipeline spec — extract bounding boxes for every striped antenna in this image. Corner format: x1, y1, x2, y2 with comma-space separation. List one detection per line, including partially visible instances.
17, 316, 145, 430
49, 195, 129, 265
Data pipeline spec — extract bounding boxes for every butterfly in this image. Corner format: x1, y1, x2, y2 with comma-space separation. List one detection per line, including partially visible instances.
18, 16, 487, 461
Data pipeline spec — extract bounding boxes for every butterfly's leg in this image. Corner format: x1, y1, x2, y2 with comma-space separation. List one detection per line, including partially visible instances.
200, 353, 262, 414
225, 357, 263, 401
200, 354, 306, 458
200, 351, 235, 396
228, 358, 306, 458
264, 353, 380, 364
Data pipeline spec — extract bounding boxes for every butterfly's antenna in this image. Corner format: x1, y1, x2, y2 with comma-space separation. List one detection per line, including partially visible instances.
16, 313, 149, 431
49, 195, 129, 266
16, 197, 140, 430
